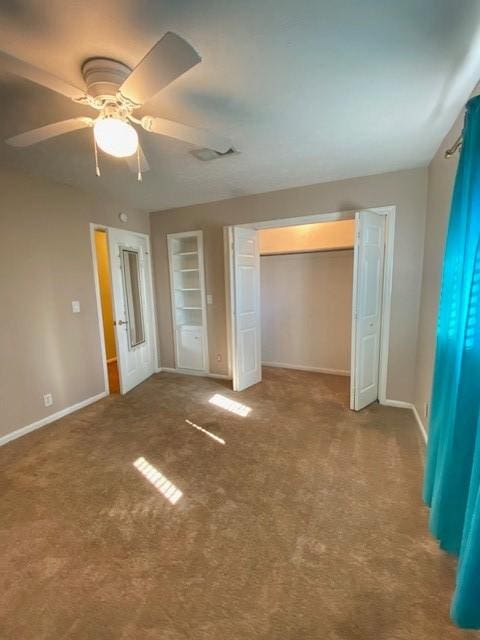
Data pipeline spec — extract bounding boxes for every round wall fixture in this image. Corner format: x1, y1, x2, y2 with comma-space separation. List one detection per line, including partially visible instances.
119, 212, 128, 223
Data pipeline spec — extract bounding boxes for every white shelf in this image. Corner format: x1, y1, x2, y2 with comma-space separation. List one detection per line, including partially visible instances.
168, 230, 209, 373
177, 322, 203, 328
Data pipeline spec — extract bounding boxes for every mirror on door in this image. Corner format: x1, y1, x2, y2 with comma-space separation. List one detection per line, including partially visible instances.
121, 248, 145, 348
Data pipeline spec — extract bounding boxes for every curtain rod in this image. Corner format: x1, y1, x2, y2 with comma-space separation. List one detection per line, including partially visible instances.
445, 133, 463, 158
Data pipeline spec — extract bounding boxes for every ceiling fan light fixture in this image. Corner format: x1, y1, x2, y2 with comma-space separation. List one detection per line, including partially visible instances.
93, 116, 138, 158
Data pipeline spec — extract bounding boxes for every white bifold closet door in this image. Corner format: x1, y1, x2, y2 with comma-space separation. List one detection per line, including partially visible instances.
229, 226, 262, 391
108, 228, 155, 394
351, 210, 386, 411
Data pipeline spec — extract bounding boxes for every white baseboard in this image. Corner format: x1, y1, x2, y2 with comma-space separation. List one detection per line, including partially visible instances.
0, 391, 108, 448
381, 398, 428, 446
381, 398, 413, 409
412, 404, 428, 444
158, 367, 231, 380
262, 361, 350, 376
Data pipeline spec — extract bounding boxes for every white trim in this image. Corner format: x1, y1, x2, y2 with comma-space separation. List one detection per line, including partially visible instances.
412, 404, 428, 444
0, 392, 107, 447
159, 367, 231, 380
381, 399, 413, 409
376, 206, 396, 405
239, 210, 355, 230
350, 211, 360, 409
262, 361, 350, 376
380, 398, 428, 446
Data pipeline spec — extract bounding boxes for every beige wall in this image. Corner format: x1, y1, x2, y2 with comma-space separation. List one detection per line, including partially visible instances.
261, 250, 353, 373
414, 112, 462, 426
0, 167, 149, 439
94, 230, 117, 362
150, 167, 428, 403
258, 220, 355, 255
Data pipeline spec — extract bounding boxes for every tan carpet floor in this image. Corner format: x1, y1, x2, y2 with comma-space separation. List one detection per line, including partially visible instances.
1, 368, 479, 639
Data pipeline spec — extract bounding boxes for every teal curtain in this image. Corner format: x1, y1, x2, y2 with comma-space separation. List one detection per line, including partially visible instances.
424, 95, 480, 628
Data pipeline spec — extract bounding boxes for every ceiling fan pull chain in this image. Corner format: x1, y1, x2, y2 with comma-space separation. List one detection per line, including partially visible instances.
137, 145, 142, 182
93, 134, 101, 177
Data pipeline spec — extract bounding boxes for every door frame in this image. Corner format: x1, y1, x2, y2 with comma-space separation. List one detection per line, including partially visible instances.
90, 223, 159, 395
224, 205, 395, 406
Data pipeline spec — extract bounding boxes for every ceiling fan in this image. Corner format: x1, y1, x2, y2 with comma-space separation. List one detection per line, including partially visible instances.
0, 32, 233, 179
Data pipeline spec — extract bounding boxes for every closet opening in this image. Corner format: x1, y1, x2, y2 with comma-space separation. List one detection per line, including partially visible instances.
225, 207, 394, 411
259, 220, 354, 397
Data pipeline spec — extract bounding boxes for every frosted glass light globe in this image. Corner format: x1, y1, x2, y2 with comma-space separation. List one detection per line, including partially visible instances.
94, 117, 138, 158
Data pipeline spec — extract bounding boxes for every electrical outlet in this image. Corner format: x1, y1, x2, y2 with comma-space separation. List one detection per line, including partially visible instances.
71, 300, 81, 313
207, 294, 213, 305
216, 353, 222, 362
43, 393, 53, 408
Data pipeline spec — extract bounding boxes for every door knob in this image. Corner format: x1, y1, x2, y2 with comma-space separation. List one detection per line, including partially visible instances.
118, 319, 128, 326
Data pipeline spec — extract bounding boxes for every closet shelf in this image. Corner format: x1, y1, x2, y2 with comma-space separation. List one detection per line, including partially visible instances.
168, 230, 208, 373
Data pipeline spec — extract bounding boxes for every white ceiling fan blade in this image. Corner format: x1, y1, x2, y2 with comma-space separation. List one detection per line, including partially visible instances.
0, 50, 85, 100
6, 117, 93, 147
143, 116, 232, 154
120, 32, 201, 105
126, 145, 150, 173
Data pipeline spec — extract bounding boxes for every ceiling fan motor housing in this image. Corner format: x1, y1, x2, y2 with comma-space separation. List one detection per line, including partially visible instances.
81, 58, 132, 99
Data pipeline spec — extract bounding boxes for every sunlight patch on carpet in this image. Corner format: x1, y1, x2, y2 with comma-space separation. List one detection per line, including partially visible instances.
208, 393, 251, 417
133, 457, 183, 504
185, 419, 226, 444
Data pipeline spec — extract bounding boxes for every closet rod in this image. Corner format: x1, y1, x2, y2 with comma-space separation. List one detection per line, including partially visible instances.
260, 246, 354, 257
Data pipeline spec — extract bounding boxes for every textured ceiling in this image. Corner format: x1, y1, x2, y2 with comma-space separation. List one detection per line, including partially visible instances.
1, 0, 480, 211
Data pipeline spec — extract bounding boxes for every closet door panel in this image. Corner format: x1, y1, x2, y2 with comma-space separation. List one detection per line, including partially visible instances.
176, 326, 204, 370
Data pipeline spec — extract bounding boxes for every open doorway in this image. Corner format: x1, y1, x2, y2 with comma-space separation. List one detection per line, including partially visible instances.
259, 219, 354, 380
91, 224, 157, 396
225, 207, 395, 411
94, 229, 119, 393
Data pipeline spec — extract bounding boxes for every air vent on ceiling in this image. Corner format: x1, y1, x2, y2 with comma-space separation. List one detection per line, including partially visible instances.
190, 147, 238, 161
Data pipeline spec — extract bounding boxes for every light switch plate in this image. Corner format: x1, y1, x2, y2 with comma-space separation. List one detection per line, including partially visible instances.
207, 294, 213, 305
72, 300, 81, 313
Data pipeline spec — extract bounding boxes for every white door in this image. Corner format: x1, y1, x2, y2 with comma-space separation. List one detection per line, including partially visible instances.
229, 227, 262, 391
108, 228, 155, 394
351, 211, 386, 410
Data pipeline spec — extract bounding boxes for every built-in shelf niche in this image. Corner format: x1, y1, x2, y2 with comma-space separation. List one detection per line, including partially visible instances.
167, 231, 208, 371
